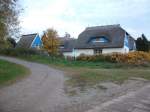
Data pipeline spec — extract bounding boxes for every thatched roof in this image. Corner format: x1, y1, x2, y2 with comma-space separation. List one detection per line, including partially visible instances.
16, 33, 37, 48
58, 37, 76, 52
75, 24, 134, 49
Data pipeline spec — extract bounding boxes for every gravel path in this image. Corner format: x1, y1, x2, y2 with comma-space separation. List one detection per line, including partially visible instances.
87, 83, 150, 112
0, 56, 69, 112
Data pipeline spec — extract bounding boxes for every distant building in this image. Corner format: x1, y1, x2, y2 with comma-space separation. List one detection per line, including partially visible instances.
16, 25, 136, 57
16, 33, 42, 49
61, 24, 136, 57
58, 36, 76, 57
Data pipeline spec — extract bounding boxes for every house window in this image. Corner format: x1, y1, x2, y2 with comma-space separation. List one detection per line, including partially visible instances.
60, 45, 65, 49
92, 36, 109, 43
94, 49, 102, 55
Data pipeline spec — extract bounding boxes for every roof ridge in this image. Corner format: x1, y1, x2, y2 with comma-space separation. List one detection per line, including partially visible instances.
22, 33, 38, 36
86, 24, 121, 31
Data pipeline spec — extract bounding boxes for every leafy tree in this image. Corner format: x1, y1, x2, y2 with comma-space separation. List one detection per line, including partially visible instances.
149, 41, 150, 50
7, 37, 17, 48
42, 28, 60, 55
136, 34, 149, 52
142, 34, 149, 51
0, 0, 20, 48
136, 37, 144, 51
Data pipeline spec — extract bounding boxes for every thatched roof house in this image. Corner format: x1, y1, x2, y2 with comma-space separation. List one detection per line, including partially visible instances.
61, 24, 136, 57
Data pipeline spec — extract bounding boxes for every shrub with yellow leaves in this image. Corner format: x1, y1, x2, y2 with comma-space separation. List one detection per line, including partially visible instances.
108, 51, 150, 64
76, 51, 150, 65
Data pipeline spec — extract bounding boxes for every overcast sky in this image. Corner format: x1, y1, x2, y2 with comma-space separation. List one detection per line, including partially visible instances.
19, 0, 150, 39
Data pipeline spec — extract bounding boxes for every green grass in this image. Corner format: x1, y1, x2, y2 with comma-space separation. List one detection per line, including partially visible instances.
11, 55, 150, 88
18, 55, 133, 69
0, 59, 29, 86
66, 68, 150, 88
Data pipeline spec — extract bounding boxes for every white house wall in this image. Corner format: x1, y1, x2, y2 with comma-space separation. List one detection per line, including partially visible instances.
124, 46, 130, 53
74, 49, 94, 57
63, 49, 94, 58
63, 47, 130, 58
102, 47, 129, 54
63, 52, 74, 57
74, 48, 129, 57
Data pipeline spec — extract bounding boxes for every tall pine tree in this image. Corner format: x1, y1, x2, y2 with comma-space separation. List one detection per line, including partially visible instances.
136, 34, 150, 52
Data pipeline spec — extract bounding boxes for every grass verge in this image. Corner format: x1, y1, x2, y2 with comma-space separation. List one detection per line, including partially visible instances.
18, 55, 149, 69
66, 68, 150, 88
6, 55, 150, 88
0, 59, 30, 87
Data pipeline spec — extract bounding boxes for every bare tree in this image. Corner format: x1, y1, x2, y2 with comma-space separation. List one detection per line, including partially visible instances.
0, 0, 20, 47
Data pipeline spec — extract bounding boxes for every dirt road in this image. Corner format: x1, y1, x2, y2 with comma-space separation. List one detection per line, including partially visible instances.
0, 56, 150, 112
0, 56, 69, 112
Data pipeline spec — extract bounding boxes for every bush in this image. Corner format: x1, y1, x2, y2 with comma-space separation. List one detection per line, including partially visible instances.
76, 54, 106, 62
104, 52, 150, 65
65, 56, 75, 61
0, 48, 47, 57
76, 52, 150, 65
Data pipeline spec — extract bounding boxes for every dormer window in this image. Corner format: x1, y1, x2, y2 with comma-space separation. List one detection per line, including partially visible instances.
60, 45, 65, 49
91, 36, 109, 43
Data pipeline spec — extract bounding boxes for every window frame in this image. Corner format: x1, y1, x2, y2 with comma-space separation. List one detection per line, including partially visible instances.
94, 49, 102, 55
92, 36, 109, 43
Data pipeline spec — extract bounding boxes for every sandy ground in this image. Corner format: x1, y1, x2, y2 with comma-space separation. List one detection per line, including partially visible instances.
87, 84, 150, 112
